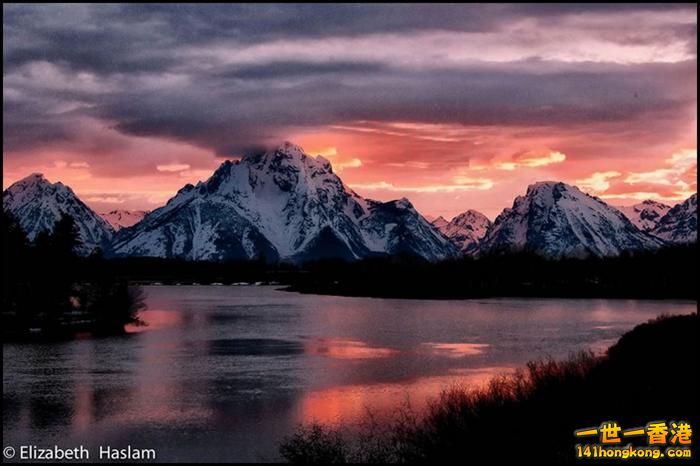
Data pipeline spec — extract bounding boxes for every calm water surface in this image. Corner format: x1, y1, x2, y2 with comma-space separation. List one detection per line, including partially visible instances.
3, 286, 695, 462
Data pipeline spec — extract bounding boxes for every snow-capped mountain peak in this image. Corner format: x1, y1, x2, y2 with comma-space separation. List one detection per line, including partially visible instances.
479, 181, 664, 258
3, 173, 113, 253
111, 142, 456, 262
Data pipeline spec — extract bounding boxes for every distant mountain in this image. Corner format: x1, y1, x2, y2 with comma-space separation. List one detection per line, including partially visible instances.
432, 210, 491, 254
479, 181, 664, 258
430, 216, 449, 230
2, 173, 113, 253
616, 200, 671, 232
650, 193, 697, 244
111, 142, 457, 262
100, 209, 149, 230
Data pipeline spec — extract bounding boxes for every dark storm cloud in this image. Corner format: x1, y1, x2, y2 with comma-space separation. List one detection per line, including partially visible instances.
4, 3, 695, 74
214, 61, 389, 80
3, 3, 697, 156
80, 58, 692, 156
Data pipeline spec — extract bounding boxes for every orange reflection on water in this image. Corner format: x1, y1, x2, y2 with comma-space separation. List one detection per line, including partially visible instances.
297, 367, 512, 425
305, 338, 399, 360
423, 342, 489, 357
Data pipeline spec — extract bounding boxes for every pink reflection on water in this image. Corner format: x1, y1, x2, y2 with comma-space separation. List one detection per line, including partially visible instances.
72, 381, 92, 432
125, 309, 181, 333
305, 338, 399, 360
107, 383, 214, 426
297, 366, 513, 425
423, 342, 489, 357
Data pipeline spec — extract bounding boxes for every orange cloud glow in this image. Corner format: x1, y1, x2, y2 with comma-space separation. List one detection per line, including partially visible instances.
156, 163, 192, 172
496, 151, 567, 171
575, 171, 622, 193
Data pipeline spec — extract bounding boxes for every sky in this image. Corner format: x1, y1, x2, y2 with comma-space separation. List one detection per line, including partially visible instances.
2, 4, 697, 220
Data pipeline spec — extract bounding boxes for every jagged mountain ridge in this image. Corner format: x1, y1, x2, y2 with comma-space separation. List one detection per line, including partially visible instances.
2, 173, 114, 253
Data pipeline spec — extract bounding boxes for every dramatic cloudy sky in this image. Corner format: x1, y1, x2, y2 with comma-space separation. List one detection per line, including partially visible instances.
3, 4, 697, 219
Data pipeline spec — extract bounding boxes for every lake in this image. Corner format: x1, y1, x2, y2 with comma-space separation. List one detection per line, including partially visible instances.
3, 286, 695, 462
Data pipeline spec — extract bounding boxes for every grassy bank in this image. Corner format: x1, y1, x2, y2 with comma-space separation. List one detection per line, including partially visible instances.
280, 313, 698, 463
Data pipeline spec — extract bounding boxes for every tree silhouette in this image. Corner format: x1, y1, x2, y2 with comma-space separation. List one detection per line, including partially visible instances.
4, 210, 145, 340
2, 210, 32, 333
51, 212, 83, 258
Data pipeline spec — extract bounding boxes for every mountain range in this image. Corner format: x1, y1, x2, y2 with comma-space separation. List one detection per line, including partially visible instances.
3, 142, 697, 262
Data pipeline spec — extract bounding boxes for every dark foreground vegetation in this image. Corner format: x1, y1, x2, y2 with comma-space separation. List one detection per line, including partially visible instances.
279, 313, 698, 463
288, 245, 698, 299
3, 211, 145, 341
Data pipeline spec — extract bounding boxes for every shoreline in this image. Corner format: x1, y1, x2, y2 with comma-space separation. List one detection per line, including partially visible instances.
282, 284, 698, 301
